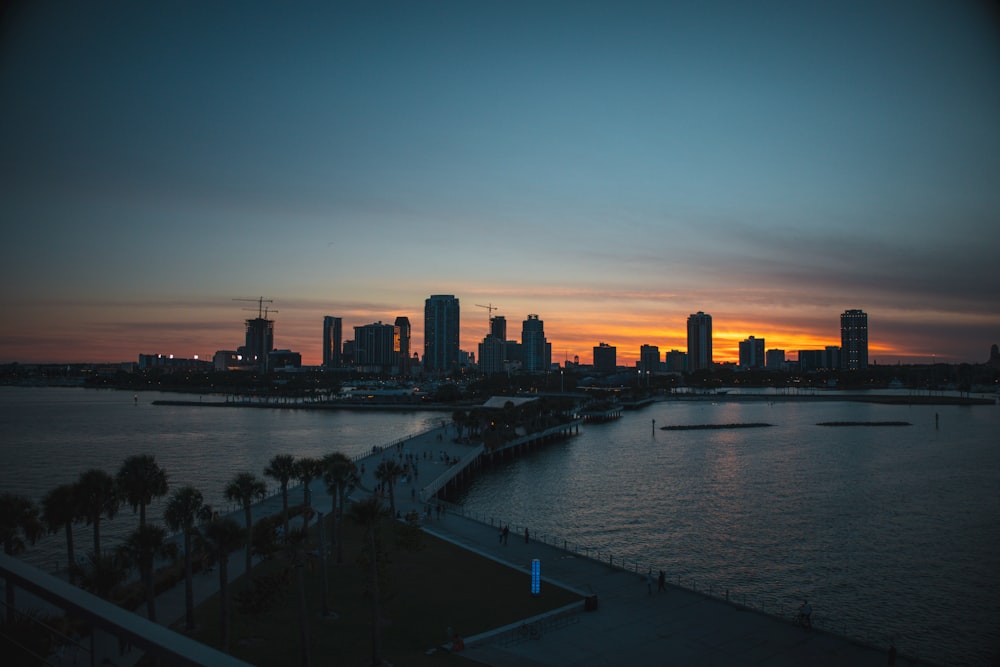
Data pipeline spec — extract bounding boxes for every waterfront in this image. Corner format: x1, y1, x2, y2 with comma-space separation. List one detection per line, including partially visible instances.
1, 387, 998, 665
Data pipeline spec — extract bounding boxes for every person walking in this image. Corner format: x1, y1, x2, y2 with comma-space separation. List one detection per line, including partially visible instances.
658, 570, 666, 593
646, 569, 654, 596
524, 527, 530, 544
502, 525, 509, 545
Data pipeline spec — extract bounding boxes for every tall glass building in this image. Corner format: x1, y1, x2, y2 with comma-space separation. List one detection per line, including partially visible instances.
424, 294, 460, 373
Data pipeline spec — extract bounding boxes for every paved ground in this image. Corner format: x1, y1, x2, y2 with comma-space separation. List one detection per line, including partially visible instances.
30, 420, 925, 666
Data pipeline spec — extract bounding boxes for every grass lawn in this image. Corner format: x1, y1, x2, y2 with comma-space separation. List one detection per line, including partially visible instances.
182, 516, 583, 666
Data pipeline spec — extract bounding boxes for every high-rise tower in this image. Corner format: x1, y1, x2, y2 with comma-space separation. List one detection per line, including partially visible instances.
395, 316, 411, 375
521, 314, 549, 373
424, 294, 460, 373
841, 309, 869, 370
322, 316, 342, 368
687, 311, 713, 372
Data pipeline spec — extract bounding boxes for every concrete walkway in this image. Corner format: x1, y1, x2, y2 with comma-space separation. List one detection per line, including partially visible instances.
59, 420, 924, 666
347, 423, 921, 667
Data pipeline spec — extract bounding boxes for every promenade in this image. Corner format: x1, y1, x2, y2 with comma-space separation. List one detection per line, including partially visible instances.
16, 418, 926, 666
347, 423, 919, 667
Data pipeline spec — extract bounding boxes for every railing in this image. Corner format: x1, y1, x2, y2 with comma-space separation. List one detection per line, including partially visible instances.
434, 503, 896, 648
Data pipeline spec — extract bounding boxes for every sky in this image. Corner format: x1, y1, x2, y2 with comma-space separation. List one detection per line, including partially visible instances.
2, 1, 999, 367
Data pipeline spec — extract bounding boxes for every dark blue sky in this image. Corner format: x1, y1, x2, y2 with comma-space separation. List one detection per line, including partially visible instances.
2, 1, 998, 364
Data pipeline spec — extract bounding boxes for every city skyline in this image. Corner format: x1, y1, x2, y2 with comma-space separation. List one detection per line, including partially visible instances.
2, 2, 998, 366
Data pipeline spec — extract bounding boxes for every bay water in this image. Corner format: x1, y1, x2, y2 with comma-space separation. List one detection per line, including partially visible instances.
1, 387, 997, 666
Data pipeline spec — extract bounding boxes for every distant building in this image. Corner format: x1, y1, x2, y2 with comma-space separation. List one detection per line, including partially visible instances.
268, 349, 302, 369
490, 315, 507, 341
665, 349, 687, 372
424, 294, 460, 373
138, 354, 211, 372
354, 322, 399, 374
322, 316, 343, 368
841, 309, 869, 370
687, 312, 713, 372
593, 342, 617, 374
242, 317, 274, 371
521, 314, 550, 373
765, 349, 785, 370
639, 345, 661, 373
395, 316, 411, 375
798, 346, 841, 373
739, 336, 765, 369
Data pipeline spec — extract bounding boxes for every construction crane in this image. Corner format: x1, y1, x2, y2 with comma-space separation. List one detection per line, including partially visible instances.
233, 297, 273, 319
476, 303, 498, 334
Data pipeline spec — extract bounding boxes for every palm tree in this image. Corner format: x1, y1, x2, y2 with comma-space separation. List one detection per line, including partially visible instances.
264, 454, 296, 542
0, 493, 44, 623
374, 459, 403, 517
118, 523, 176, 622
41, 483, 79, 581
224, 472, 267, 576
77, 551, 127, 601
283, 527, 314, 667
198, 517, 245, 654
76, 469, 119, 557
164, 485, 205, 631
322, 452, 357, 564
294, 457, 324, 533
348, 496, 389, 667
116, 454, 169, 528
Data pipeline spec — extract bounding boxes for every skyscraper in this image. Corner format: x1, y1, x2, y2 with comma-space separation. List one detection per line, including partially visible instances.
243, 316, 274, 372
395, 316, 411, 375
739, 336, 765, 369
354, 322, 398, 374
593, 342, 617, 374
687, 311, 713, 372
841, 309, 869, 370
521, 314, 549, 373
639, 345, 661, 373
424, 294, 460, 373
322, 316, 342, 368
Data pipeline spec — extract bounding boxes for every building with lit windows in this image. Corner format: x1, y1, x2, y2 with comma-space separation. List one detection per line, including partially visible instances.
395, 316, 411, 375
841, 309, 869, 370
354, 322, 399, 374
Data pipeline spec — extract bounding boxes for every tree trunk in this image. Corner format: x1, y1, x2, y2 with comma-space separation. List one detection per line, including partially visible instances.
144, 558, 157, 622
243, 505, 253, 575
281, 486, 289, 543
297, 562, 311, 667
183, 531, 194, 630
367, 531, 381, 666
318, 512, 329, 616
220, 557, 230, 653
64, 523, 76, 582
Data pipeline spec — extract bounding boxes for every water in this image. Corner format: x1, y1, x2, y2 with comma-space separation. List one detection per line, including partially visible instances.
1, 387, 997, 665
453, 399, 1000, 666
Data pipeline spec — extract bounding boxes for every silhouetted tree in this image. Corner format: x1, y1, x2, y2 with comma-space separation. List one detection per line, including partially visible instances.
264, 454, 296, 542
117, 454, 168, 528
348, 496, 389, 667
374, 459, 403, 517
224, 472, 267, 576
294, 457, 324, 533
0, 493, 43, 623
41, 483, 79, 581
77, 469, 120, 556
119, 523, 176, 622
322, 452, 357, 564
164, 485, 205, 631
198, 518, 245, 654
